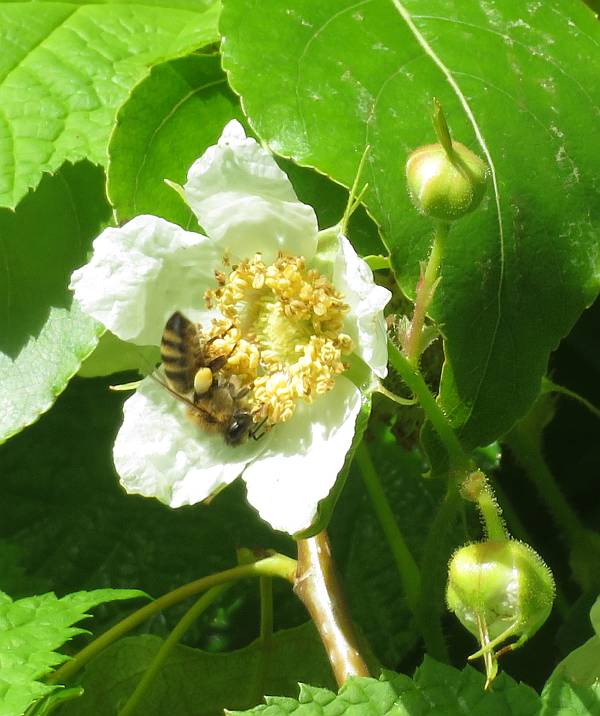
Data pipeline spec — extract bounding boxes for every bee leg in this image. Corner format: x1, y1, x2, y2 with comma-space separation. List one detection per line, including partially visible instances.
207, 340, 239, 372
250, 416, 269, 441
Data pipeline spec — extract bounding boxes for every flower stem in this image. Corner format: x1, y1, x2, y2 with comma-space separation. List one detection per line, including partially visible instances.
543, 377, 600, 420
416, 479, 462, 661
355, 442, 421, 616
252, 575, 274, 706
259, 576, 274, 646
47, 554, 297, 686
506, 422, 584, 542
461, 470, 508, 542
404, 221, 448, 367
118, 583, 231, 716
387, 339, 470, 472
294, 531, 369, 685
376, 384, 417, 406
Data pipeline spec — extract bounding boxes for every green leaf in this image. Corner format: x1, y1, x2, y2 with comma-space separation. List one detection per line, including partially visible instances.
221, 0, 600, 449
0, 588, 144, 716
58, 623, 335, 716
0, 0, 220, 209
541, 677, 600, 716
77, 331, 160, 378
551, 597, 600, 687
108, 53, 242, 229
0, 161, 111, 443
0, 541, 50, 599
231, 657, 540, 716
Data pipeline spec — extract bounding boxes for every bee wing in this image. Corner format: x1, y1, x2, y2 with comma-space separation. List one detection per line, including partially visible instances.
148, 370, 216, 421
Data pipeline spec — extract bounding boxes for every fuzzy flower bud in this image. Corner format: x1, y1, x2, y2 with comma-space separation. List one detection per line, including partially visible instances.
446, 539, 555, 687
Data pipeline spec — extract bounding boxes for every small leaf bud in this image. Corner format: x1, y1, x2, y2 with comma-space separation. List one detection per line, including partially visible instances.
406, 141, 488, 222
446, 540, 555, 686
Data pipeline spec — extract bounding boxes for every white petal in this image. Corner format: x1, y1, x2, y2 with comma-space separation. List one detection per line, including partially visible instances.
114, 377, 267, 508
242, 378, 362, 535
70, 215, 222, 345
333, 234, 391, 378
184, 120, 318, 263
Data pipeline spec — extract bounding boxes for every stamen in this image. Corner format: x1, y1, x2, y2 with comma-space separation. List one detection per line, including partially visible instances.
203, 252, 354, 425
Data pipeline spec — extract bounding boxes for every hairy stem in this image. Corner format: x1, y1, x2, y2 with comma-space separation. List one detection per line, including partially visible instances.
118, 584, 231, 716
48, 554, 297, 686
417, 479, 462, 661
355, 442, 421, 615
405, 222, 448, 367
294, 531, 369, 685
387, 339, 470, 472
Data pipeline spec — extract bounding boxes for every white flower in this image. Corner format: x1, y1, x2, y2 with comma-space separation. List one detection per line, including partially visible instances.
70, 121, 390, 536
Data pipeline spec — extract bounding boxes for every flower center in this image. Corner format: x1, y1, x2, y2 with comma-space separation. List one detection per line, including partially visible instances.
204, 253, 353, 425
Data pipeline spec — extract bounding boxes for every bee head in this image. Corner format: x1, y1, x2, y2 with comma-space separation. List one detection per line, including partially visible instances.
225, 412, 254, 446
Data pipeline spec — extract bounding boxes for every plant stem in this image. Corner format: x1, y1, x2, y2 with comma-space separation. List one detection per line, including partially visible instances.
506, 423, 584, 542
387, 339, 470, 472
118, 583, 231, 716
376, 384, 416, 406
404, 221, 448, 367
477, 486, 508, 541
259, 576, 274, 647
252, 576, 274, 707
48, 554, 297, 686
462, 471, 508, 542
294, 531, 369, 685
543, 377, 600, 420
417, 479, 462, 661
355, 442, 421, 616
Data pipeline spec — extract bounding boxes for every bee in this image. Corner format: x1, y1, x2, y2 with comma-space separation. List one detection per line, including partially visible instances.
158, 311, 262, 446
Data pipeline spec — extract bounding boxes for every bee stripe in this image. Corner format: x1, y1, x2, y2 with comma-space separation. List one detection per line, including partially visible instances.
161, 337, 181, 349
165, 368, 189, 386
161, 354, 187, 365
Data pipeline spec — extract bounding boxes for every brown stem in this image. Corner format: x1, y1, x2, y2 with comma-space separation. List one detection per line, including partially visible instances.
294, 531, 370, 686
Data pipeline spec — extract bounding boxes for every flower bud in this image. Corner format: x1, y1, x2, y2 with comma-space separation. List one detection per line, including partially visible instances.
446, 540, 555, 685
406, 141, 487, 222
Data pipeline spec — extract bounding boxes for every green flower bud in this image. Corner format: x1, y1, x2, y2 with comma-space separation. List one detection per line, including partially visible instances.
406, 141, 488, 222
446, 540, 555, 687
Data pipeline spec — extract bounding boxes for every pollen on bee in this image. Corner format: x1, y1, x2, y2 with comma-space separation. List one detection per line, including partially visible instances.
194, 367, 214, 396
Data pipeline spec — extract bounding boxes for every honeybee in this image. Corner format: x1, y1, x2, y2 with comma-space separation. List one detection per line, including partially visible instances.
157, 311, 261, 446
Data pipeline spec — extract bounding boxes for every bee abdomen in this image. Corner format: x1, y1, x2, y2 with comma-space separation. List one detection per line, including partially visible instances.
161, 311, 195, 393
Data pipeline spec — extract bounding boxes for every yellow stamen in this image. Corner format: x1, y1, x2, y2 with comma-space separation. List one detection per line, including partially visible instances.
203, 252, 353, 425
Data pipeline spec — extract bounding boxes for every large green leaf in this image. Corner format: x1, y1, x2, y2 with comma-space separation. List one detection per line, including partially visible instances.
0, 588, 144, 716
0, 162, 111, 443
0, 0, 220, 208
59, 624, 335, 716
221, 0, 600, 449
231, 657, 540, 716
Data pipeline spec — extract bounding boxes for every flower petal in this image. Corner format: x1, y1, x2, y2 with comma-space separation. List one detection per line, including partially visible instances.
114, 377, 268, 508
333, 234, 391, 378
184, 120, 318, 263
70, 215, 222, 345
241, 377, 362, 535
